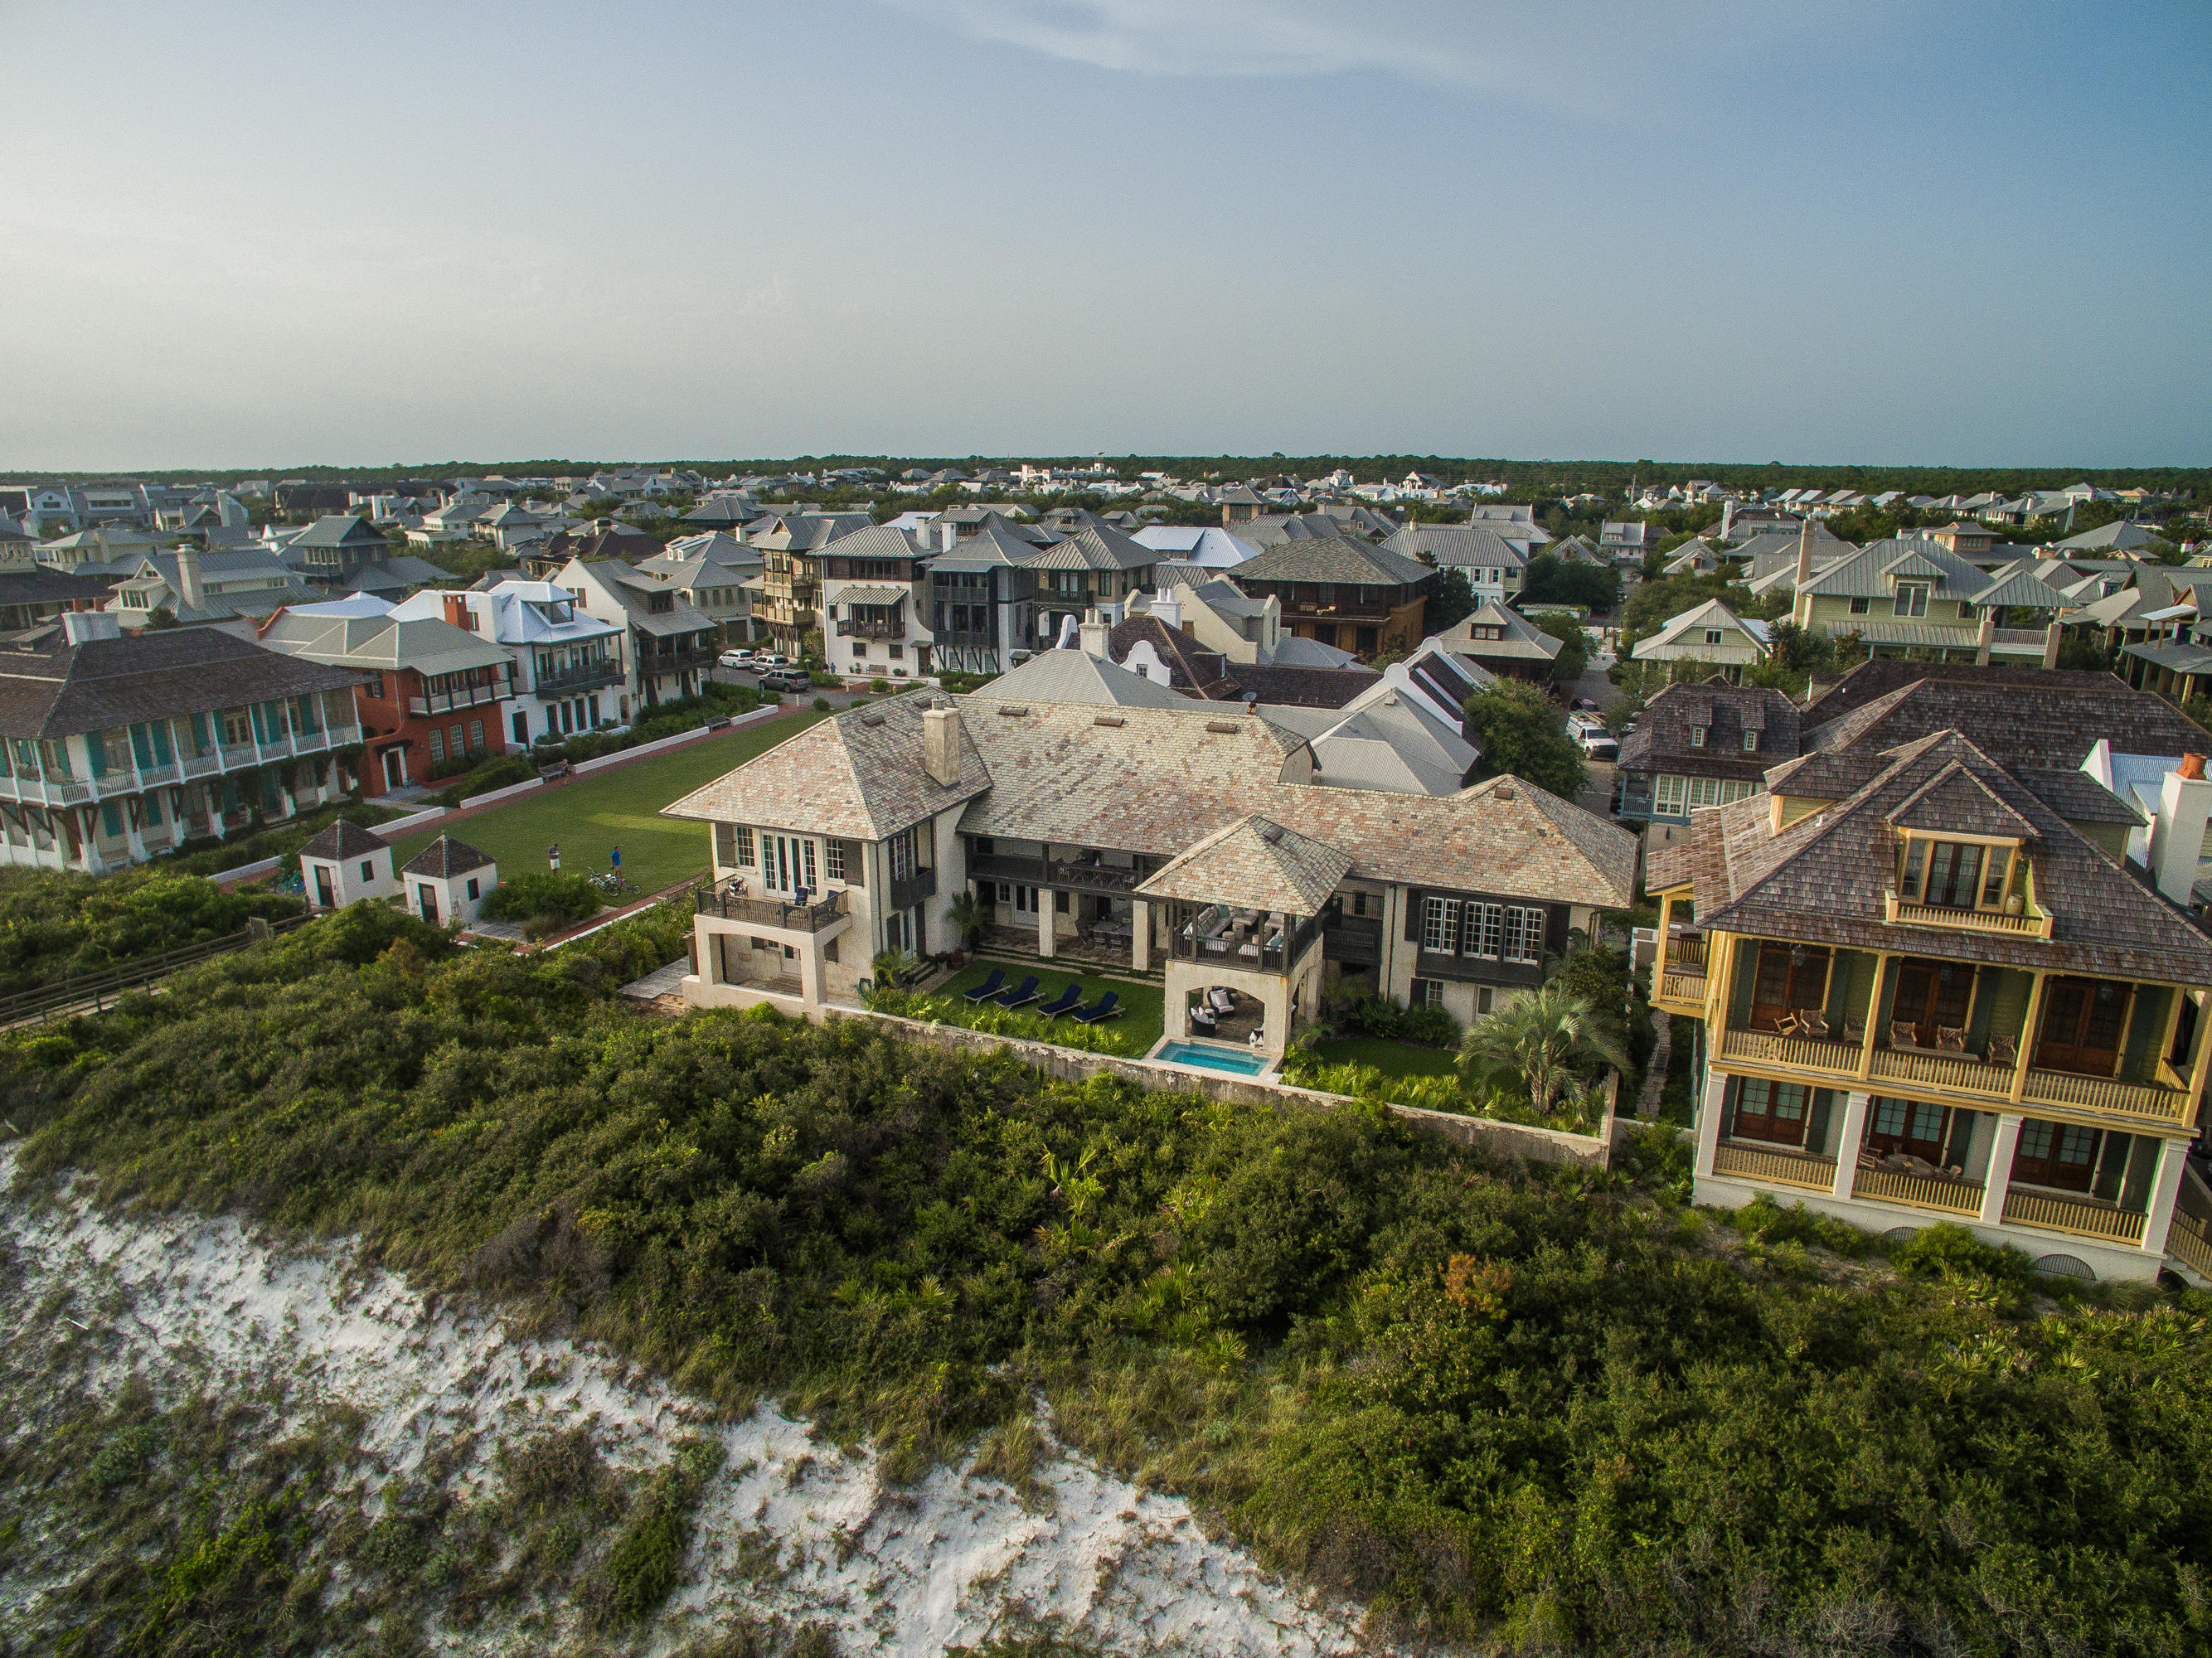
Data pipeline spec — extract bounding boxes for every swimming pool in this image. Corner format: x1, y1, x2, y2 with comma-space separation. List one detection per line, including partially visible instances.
1156, 1040, 1272, 1076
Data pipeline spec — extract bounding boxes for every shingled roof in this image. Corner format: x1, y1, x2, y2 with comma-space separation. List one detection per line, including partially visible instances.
402, 834, 494, 879
1618, 681, 1800, 782
0, 624, 361, 740
1661, 729, 2212, 985
298, 817, 389, 861
1135, 814, 1353, 914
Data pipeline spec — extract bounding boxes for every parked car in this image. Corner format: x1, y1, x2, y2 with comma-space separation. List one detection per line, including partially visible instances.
757, 668, 813, 696
752, 652, 794, 671
1574, 696, 1603, 711
718, 647, 756, 670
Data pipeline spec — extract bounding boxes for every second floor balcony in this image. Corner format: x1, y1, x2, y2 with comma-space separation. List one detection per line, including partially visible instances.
409, 680, 507, 717
694, 877, 848, 933
533, 657, 624, 695
1170, 907, 1322, 975
1706, 938, 2202, 1132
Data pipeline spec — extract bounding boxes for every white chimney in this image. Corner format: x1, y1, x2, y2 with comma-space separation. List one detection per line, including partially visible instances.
2042, 620, 2063, 671
176, 544, 206, 613
1794, 516, 1816, 589
1151, 587, 1181, 629
2150, 754, 2212, 906
921, 698, 963, 788
1078, 608, 1110, 659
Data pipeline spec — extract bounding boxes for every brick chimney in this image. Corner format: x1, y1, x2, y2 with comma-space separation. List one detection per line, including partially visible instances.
921, 698, 962, 788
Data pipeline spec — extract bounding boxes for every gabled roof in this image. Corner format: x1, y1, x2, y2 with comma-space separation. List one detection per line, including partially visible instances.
259, 608, 512, 677
1796, 537, 1987, 600
403, 835, 494, 879
1632, 599, 1771, 665
1134, 814, 1352, 914
1435, 600, 1563, 662
1380, 525, 1529, 570
291, 513, 390, 550
1018, 525, 1158, 573
662, 690, 991, 841
984, 647, 1202, 709
1884, 759, 2040, 840
1618, 681, 1799, 779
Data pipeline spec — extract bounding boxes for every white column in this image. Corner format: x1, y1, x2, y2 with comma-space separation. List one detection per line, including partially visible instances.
1036, 893, 1055, 958
1131, 899, 1150, 972
799, 942, 827, 1012
1830, 1091, 1870, 1199
1693, 1069, 1728, 1180
2141, 1136, 2189, 1257
1980, 1113, 2024, 1225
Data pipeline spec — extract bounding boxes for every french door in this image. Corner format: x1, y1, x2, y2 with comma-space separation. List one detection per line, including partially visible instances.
1893, 957, 1975, 1047
1750, 943, 1831, 1030
2035, 977, 2130, 1076
1731, 1078, 1810, 1148
1865, 1098, 1948, 1165
2011, 1118, 2100, 1192
760, 834, 814, 896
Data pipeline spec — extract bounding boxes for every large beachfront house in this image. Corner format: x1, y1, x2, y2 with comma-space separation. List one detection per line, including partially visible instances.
1647, 723, 2212, 1286
0, 615, 363, 870
663, 662, 1635, 1055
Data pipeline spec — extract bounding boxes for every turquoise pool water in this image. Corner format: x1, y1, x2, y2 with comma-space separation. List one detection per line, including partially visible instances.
1157, 1040, 1270, 1075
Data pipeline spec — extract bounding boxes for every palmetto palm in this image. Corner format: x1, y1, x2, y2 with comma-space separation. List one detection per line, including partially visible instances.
1459, 982, 1632, 1115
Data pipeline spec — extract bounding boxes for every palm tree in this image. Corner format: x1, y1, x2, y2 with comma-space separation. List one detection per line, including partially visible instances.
946, 890, 986, 949
1459, 982, 1632, 1115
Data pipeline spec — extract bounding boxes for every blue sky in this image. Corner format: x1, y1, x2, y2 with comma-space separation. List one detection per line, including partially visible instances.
1, 0, 2205, 469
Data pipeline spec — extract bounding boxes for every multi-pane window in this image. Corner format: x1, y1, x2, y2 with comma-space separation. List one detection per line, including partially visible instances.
1894, 583, 1930, 618
826, 839, 846, 882
428, 728, 446, 764
1501, 906, 1545, 965
734, 826, 755, 866
1421, 895, 1460, 953
1465, 902, 1504, 960
1411, 977, 1445, 1008
802, 837, 818, 890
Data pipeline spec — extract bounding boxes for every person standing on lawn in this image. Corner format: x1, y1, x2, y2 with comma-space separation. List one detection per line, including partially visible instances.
548, 842, 561, 872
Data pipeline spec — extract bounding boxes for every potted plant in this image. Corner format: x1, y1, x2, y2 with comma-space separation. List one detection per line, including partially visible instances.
947, 890, 986, 960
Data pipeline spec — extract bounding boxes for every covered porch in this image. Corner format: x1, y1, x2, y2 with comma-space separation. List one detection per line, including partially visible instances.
968, 837, 1164, 972
684, 879, 851, 1014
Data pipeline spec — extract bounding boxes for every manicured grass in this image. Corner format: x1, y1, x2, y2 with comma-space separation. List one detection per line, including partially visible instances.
1308, 1036, 1463, 1080
386, 710, 830, 897
936, 959, 1167, 1055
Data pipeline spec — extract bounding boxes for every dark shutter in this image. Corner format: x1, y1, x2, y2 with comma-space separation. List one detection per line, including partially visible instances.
1404, 890, 1423, 940
843, 841, 865, 886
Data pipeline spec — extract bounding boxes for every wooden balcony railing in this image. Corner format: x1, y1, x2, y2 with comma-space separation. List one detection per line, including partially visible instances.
2001, 1188, 2147, 1245
1657, 967, 1707, 1007
693, 880, 848, 933
1851, 1165, 1982, 1215
2020, 1067, 2192, 1126
1719, 1027, 1861, 1080
1884, 890, 2054, 940
1868, 1045, 2007, 1098
1712, 1142, 1836, 1190
2167, 1209, 2212, 1280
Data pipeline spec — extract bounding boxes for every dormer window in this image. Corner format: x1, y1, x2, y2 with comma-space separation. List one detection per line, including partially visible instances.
1743, 730, 1758, 752
1894, 583, 1930, 618
1899, 835, 2016, 913
1689, 725, 1706, 749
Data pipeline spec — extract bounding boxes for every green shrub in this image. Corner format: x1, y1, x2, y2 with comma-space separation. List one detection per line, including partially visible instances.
1339, 992, 1457, 1048
480, 871, 601, 927
427, 754, 537, 808
427, 748, 492, 782
869, 677, 891, 693
0, 866, 302, 995
811, 696, 832, 712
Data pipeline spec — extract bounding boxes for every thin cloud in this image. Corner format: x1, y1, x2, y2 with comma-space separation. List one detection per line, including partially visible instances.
881, 0, 1868, 99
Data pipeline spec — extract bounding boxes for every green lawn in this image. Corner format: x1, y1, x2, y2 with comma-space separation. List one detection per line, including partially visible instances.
1308, 1036, 1463, 1080
935, 959, 1167, 1056
387, 710, 829, 896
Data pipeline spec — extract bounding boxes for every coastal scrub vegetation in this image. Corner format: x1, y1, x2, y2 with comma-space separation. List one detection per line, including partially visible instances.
6, 903, 2212, 1652
0, 866, 302, 996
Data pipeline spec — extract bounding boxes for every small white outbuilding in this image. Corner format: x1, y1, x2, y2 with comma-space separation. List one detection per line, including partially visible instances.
400, 834, 497, 928
298, 817, 398, 911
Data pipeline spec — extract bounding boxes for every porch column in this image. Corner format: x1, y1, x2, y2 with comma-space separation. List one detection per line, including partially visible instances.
2141, 1136, 2189, 1258
1693, 1069, 1727, 1180
1830, 1091, 1870, 1200
1036, 894, 1055, 958
798, 941, 827, 1012
1131, 899, 1150, 972
2011, 972, 2049, 1102
1980, 1113, 2024, 1226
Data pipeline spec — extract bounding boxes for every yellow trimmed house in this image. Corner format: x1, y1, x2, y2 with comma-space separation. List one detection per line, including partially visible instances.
1650, 731, 2212, 1284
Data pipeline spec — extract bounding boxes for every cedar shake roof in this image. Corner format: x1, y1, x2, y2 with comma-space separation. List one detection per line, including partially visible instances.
1800, 660, 2124, 730
402, 834, 494, 879
1802, 673, 2209, 773
1618, 681, 1800, 781
0, 625, 361, 740
662, 691, 992, 840
1666, 730, 2212, 985
299, 817, 389, 861
1227, 662, 1380, 709
1234, 536, 1432, 588
1135, 814, 1353, 914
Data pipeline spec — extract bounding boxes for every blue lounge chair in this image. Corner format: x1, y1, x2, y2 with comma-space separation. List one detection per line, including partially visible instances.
995, 974, 1041, 1009
1036, 984, 1083, 1020
962, 967, 1007, 1004
1072, 991, 1123, 1025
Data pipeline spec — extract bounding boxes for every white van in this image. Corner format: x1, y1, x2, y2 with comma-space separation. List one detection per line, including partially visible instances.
1569, 715, 1618, 761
